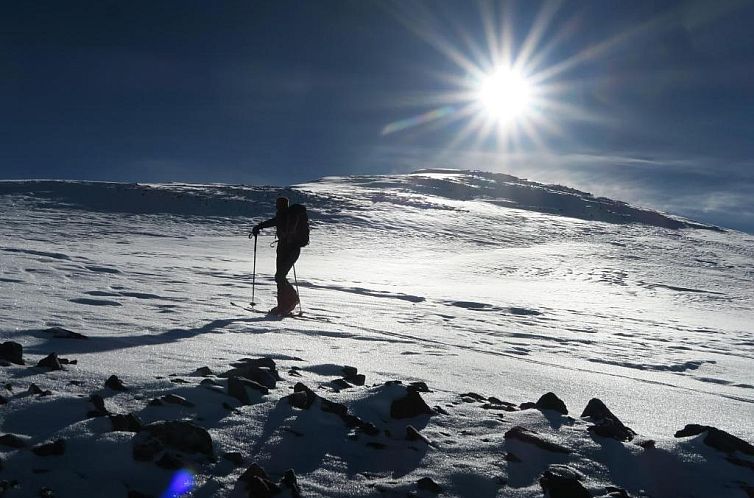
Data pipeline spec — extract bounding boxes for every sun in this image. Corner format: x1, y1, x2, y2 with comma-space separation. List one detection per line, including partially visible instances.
477, 67, 532, 123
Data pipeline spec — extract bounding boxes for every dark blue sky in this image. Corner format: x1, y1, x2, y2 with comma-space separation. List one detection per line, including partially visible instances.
2, 1, 753, 231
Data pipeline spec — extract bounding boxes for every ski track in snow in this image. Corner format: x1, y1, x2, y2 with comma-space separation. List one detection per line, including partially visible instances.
0, 173, 752, 497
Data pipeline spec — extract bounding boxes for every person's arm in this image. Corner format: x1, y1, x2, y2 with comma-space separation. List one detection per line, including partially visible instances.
252, 216, 277, 235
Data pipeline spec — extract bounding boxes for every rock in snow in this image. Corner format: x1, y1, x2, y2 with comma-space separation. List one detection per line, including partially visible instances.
0, 342, 24, 365
581, 398, 636, 442
675, 424, 754, 455
535, 392, 568, 415
390, 387, 434, 419
539, 469, 590, 498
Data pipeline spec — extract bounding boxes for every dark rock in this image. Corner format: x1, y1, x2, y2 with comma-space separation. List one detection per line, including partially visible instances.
228, 376, 268, 405
342, 365, 358, 377
460, 392, 486, 402
39, 487, 55, 498
0, 342, 24, 365
222, 358, 279, 389
582, 398, 636, 442
289, 382, 317, 409
345, 374, 366, 386
504, 426, 571, 454
155, 452, 183, 470
321, 398, 348, 417
32, 439, 65, 456
288, 369, 303, 377
169, 378, 189, 384
417, 477, 442, 494
409, 381, 430, 392
637, 439, 655, 450
359, 421, 380, 436
433, 406, 449, 415
331, 378, 352, 390
390, 389, 433, 419
192, 366, 213, 376
535, 392, 568, 415
200, 378, 222, 386
0, 434, 27, 449
105, 375, 127, 391
539, 470, 589, 498
127, 491, 155, 498
239, 463, 280, 497
519, 401, 536, 410
222, 451, 244, 466
281, 469, 302, 498
109, 413, 143, 432
28, 383, 52, 396
604, 486, 631, 497
148, 398, 164, 406
504, 452, 521, 462
406, 425, 430, 443
134, 421, 213, 458
45, 327, 87, 339
87, 394, 108, 417
37, 353, 63, 371
133, 440, 161, 461
674, 424, 754, 455
481, 403, 516, 412
161, 394, 195, 407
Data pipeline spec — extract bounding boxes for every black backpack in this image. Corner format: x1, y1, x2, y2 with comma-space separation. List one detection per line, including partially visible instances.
284, 204, 310, 247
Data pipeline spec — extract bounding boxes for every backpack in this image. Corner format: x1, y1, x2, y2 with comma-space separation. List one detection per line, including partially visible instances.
284, 204, 310, 247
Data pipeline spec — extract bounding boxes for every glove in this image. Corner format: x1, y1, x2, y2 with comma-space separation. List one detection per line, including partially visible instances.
251, 225, 260, 236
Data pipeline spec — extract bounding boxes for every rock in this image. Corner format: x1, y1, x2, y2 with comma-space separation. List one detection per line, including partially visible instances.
221, 357, 279, 389
36, 353, 63, 371
148, 398, 164, 407
169, 378, 189, 384
417, 477, 442, 494
581, 398, 636, 442
481, 403, 516, 412
44, 327, 87, 339
342, 365, 358, 377
358, 421, 380, 436
0, 434, 27, 449
636, 439, 655, 450
127, 491, 155, 498
222, 451, 244, 466
504, 426, 571, 454
504, 451, 521, 462
331, 378, 351, 390
32, 439, 65, 456
409, 381, 430, 392
39, 487, 55, 498
674, 424, 754, 455
192, 366, 213, 376
604, 486, 632, 497
28, 383, 51, 396
281, 469, 302, 498
345, 374, 366, 386
321, 398, 348, 417
535, 392, 568, 415
406, 425, 430, 443
105, 375, 127, 391
539, 470, 590, 498
460, 392, 486, 402
200, 378, 222, 386
161, 394, 195, 407
239, 463, 280, 497
109, 413, 143, 432
0, 342, 24, 365
289, 382, 317, 409
87, 394, 109, 417
155, 452, 183, 470
228, 376, 268, 405
390, 389, 433, 419
288, 368, 303, 377
133, 421, 213, 458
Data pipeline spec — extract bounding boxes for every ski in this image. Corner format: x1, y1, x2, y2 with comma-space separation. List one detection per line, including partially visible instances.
230, 301, 330, 322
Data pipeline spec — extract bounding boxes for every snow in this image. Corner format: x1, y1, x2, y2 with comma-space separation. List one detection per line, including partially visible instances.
0, 170, 752, 497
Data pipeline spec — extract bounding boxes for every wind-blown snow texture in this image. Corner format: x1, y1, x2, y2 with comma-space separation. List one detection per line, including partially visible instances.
0, 170, 752, 497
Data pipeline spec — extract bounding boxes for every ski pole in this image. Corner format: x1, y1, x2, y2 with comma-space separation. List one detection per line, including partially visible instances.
292, 263, 302, 315
251, 234, 258, 307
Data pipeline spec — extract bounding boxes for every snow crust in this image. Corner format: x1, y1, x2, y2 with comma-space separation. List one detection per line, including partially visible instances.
0, 170, 752, 497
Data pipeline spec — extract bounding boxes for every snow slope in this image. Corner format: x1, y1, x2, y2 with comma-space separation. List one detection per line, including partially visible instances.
0, 170, 752, 497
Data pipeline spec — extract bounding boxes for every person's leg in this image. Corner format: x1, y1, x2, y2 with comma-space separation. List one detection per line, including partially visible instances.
274, 246, 300, 311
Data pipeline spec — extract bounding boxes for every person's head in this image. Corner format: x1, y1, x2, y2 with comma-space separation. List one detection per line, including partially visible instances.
275, 196, 289, 212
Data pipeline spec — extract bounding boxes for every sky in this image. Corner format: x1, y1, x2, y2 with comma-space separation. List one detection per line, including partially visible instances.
1, 0, 753, 232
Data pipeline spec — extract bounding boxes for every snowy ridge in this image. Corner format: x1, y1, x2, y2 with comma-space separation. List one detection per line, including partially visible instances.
0, 170, 752, 497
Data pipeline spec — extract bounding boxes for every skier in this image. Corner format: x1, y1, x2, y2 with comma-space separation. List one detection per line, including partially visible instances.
251, 196, 309, 316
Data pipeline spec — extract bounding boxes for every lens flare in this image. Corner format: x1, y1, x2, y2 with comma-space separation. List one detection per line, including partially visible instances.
160, 469, 194, 498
